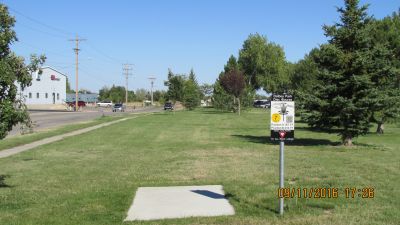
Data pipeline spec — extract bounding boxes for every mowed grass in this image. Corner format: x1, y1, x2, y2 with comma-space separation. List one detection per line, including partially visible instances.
0, 115, 121, 151
0, 108, 399, 225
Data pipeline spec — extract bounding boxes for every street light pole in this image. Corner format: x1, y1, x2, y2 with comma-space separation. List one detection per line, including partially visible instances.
148, 77, 156, 105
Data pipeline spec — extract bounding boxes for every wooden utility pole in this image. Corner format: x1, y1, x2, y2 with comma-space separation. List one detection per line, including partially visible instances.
123, 64, 133, 105
69, 35, 86, 111
148, 76, 156, 105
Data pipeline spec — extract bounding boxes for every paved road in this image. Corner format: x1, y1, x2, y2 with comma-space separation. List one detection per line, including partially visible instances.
7, 107, 162, 138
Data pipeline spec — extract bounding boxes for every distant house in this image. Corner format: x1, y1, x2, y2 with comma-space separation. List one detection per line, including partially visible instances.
17, 66, 67, 105
201, 99, 212, 107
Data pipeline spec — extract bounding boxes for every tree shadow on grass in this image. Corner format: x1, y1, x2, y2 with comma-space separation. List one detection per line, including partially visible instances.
288, 138, 341, 146
0, 175, 12, 188
295, 126, 343, 134
231, 135, 340, 146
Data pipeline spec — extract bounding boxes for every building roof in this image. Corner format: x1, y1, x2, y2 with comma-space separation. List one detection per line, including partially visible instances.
41, 66, 68, 78
66, 93, 99, 102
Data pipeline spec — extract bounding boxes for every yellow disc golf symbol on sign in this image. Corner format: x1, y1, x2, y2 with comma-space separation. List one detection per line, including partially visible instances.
272, 113, 281, 123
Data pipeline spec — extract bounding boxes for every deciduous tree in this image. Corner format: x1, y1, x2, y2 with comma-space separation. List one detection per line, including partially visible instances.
0, 4, 45, 139
238, 33, 288, 93
220, 69, 246, 115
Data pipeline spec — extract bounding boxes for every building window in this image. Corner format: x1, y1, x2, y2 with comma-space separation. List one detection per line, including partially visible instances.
45, 93, 48, 98
57, 93, 59, 100
29, 93, 32, 98
36, 93, 39, 98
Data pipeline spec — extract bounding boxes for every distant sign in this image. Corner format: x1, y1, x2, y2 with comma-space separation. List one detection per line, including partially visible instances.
50, 75, 60, 81
270, 94, 294, 141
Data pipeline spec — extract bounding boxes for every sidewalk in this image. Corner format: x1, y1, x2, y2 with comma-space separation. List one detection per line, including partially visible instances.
0, 114, 146, 159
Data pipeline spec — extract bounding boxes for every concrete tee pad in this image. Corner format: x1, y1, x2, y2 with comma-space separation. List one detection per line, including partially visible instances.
125, 185, 235, 221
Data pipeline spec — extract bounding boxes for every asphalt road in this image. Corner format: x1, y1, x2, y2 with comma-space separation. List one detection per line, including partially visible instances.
7, 106, 162, 138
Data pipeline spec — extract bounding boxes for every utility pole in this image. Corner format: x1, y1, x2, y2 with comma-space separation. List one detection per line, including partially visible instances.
123, 64, 133, 105
148, 76, 156, 105
69, 35, 86, 111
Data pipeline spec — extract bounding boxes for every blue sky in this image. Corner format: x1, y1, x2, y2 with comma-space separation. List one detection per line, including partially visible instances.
2, 0, 399, 93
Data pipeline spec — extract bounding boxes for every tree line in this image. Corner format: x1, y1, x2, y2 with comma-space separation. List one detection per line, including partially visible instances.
1, 0, 399, 144
163, 68, 205, 110
294, 0, 400, 145
211, 0, 400, 145
98, 85, 166, 103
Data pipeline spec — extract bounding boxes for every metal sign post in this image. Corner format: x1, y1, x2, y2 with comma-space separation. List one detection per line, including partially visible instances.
270, 94, 294, 216
279, 140, 284, 215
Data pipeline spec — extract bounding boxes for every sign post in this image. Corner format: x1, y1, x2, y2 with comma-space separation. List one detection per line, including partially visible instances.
270, 94, 294, 216
279, 140, 284, 215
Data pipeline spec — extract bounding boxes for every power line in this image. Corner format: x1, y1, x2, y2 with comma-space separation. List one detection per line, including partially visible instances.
8, 6, 126, 72
78, 66, 112, 87
16, 40, 70, 57
16, 21, 69, 39
8, 6, 73, 36
86, 42, 124, 64
7, 5, 131, 94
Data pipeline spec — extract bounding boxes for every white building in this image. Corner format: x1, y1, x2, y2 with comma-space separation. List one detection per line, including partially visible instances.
18, 66, 67, 105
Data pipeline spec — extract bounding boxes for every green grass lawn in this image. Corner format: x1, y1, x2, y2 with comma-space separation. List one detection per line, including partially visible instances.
0, 108, 399, 225
0, 115, 122, 151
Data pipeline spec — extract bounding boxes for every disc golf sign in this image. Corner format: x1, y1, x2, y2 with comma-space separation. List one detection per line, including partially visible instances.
270, 94, 294, 141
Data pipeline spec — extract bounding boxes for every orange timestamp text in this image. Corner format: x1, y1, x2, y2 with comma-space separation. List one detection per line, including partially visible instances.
278, 187, 375, 199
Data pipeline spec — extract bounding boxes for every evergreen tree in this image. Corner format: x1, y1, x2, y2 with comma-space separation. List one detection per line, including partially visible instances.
303, 0, 377, 145
189, 68, 198, 85
188, 68, 202, 100
368, 10, 400, 133
183, 79, 200, 110
289, 48, 320, 110
164, 69, 185, 102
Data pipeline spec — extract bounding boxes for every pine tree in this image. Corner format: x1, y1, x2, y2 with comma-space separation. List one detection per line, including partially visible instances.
368, 11, 400, 133
303, 0, 377, 145
164, 69, 185, 102
183, 79, 200, 110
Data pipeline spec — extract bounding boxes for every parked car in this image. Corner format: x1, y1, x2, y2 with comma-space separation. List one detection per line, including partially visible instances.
164, 102, 174, 110
112, 103, 125, 112
66, 101, 86, 111
67, 101, 86, 108
253, 100, 270, 108
97, 100, 113, 107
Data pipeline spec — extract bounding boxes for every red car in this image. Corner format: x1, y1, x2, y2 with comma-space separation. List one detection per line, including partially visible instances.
67, 101, 86, 108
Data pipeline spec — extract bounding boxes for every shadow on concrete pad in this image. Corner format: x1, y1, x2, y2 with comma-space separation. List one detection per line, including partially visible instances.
191, 190, 227, 199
